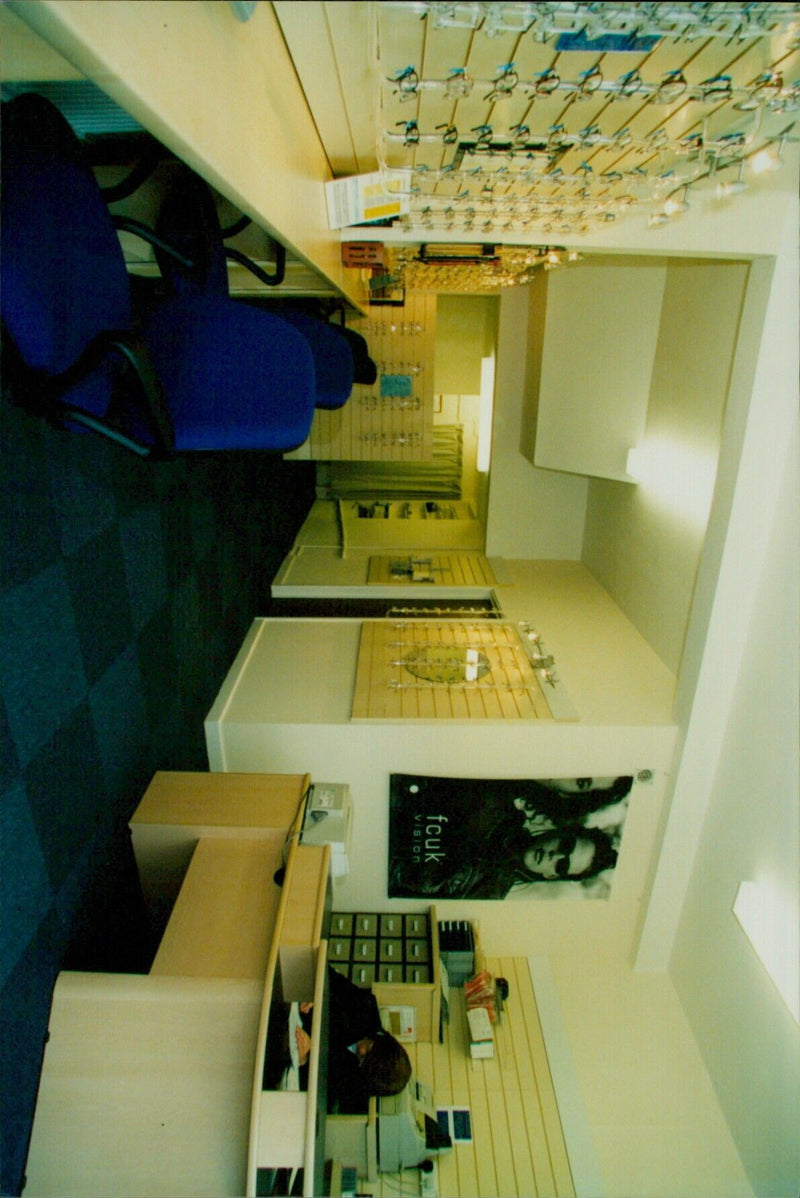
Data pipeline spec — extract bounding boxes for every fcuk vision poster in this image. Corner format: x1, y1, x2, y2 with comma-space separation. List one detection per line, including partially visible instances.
388, 774, 635, 900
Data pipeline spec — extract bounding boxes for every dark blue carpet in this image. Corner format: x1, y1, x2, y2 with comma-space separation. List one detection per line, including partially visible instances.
0, 396, 314, 1196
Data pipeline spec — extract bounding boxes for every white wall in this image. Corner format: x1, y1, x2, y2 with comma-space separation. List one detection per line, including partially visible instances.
434, 295, 497, 396
668, 410, 799, 1197
582, 258, 749, 673
485, 289, 588, 559
530, 259, 667, 481
554, 960, 752, 1198
631, 161, 800, 1198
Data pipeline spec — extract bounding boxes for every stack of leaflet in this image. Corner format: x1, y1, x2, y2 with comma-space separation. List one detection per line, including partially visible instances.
465, 970, 497, 1060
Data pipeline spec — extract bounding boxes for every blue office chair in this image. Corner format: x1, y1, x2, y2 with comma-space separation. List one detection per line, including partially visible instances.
1, 93, 317, 455
154, 165, 355, 410
329, 320, 377, 387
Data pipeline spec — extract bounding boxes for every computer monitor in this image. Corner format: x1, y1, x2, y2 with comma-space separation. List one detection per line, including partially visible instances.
377, 1078, 451, 1173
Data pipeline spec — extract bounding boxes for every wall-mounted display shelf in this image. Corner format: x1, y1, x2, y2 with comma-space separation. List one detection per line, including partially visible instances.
295, 293, 437, 461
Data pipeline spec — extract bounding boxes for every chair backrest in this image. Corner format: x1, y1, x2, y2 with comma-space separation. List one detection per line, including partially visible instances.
270, 309, 354, 410
154, 165, 231, 298
153, 166, 355, 409
2, 94, 317, 456
1, 93, 131, 388
336, 325, 378, 386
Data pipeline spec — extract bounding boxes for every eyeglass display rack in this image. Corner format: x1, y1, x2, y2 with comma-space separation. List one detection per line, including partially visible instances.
295, 292, 437, 461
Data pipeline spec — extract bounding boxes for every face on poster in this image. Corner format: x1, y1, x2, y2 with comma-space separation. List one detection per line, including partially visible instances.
388, 774, 636, 900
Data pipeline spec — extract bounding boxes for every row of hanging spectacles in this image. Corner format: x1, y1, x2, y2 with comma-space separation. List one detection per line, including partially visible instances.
359, 396, 423, 410
385, 64, 797, 110
368, 320, 425, 335
378, 1, 799, 44
358, 432, 424, 446
374, 360, 424, 374
377, 111, 796, 233
382, 113, 785, 161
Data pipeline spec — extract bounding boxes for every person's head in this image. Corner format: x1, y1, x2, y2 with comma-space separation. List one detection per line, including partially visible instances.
357, 1032, 412, 1096
522, 826, 617, 881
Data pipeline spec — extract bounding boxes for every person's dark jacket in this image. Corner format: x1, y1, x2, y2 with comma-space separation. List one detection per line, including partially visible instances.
325, 966, 384, 1114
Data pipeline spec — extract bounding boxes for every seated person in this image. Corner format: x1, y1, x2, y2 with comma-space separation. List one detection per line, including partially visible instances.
295, 966, 412, 1114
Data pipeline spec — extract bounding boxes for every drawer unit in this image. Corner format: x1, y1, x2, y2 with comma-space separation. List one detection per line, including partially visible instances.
329, 907, 440, 1042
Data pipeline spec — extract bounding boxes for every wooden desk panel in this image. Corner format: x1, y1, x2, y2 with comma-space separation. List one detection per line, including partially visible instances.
151, 837, 285, 979
131, 772, 310, 939
280, 844, 330, 947
25, 973, 262, 1198
132, 771, 309, 829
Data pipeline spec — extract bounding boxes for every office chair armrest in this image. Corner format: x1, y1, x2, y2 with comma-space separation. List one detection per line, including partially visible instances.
225, 243, 286, 287
59, 329, 176, 455
220, 214, 287, 287
99, 142, 164, 203
100, 330, 176, 453
113, 215, 195, 270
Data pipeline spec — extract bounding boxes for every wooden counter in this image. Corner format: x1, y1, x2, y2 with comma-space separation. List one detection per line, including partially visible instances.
25, 772, 330, 1198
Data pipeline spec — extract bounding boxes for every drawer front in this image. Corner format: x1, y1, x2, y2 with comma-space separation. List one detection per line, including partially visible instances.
330, 938, 353, 962
377, 963, 405, 984
405, 938, 430, 964
379, 938, 403, 963
352, 938, 377, 962
354, 913, 378, 937
330, 912, 354, 936
404, 914, 428, 938
350, 962, 376, 988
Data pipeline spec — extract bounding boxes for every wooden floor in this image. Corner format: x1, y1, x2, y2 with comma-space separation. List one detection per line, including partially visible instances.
373, 955, 575, 1198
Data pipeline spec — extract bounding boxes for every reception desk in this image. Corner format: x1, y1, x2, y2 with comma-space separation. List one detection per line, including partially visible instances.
25, 772, 331, 1198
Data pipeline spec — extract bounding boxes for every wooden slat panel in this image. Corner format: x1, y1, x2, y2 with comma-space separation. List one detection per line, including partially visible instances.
376, 956, 575, 1197
514, 960, 576, 1198
350, 622, 378, 719
306, 295, 436, 460
351, 620, 557, 720
503, 957, 558, 1197
465, 1087, 501, 1198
